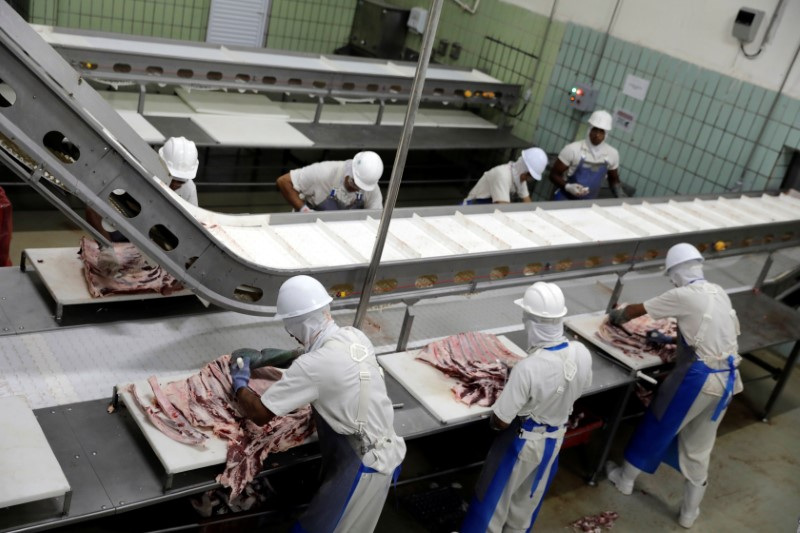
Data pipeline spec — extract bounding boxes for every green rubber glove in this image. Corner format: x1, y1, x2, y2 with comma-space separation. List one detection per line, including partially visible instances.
231, 347, 301, 369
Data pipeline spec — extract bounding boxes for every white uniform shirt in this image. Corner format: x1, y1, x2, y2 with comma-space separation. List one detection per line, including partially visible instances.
465, 162, 529, 203
290, 161, 383, 210
644, 282, 743, 397
261, 326, 405, 473
557, 139, 620, 177
493, 341, 593, 426
174, 180, 198, 206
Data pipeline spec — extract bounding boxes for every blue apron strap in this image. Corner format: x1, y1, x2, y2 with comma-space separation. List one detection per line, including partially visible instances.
461, 421, 527, 533
528, 452, 559, 532
709, 355, 736, 421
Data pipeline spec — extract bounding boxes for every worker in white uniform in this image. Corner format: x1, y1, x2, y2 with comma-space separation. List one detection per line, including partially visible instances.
606, 243, 742, 529
86, 136, 200, 274
549, 110, 626, 200
276, 151, 384, 211
229, 275, 405, 532
462, 282, 593, 533
463, 147, 548, 204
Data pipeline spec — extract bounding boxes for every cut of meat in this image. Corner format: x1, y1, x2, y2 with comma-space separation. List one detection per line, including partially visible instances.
127, 355, 314, 497
596, 313, 677, 363
78, 236, 184, 297
415, 332, 521, 407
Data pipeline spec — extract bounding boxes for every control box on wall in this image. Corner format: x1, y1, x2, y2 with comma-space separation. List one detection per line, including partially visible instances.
568, 83, 598, 111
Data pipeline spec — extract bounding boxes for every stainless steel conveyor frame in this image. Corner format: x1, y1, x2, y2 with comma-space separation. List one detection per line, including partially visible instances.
32, 24, 522, 117
2, 2, 800, 318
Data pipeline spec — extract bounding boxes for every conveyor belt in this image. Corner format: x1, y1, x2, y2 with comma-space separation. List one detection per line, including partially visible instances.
31, 24, 521, 110
2, 4, 800, 318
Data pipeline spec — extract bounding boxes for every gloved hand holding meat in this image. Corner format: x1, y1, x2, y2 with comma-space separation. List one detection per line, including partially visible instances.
124, 354, 314, 497
596, 311, 677, 363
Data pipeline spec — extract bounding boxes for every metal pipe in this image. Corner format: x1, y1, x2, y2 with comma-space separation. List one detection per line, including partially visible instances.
736, 34, 800, 191
353, 0, 444, 328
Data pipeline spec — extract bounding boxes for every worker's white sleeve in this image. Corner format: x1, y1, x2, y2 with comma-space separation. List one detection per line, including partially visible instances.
557, 143, 579, 169
290, 163, 326, 194
487, 167, 511, 203
365, 188, 383, 209
177, 180, 198, 206
260, 362, 318, 416
492, 367, 529, 424
643, 287, 683, 320
606, 146, 620, 171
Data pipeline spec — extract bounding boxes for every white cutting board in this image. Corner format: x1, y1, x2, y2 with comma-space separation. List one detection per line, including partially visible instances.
24, 248, 193, 305
565, 311, 663, 370
379, 335, 527, 424
118, 374, 228, 475
0, 396, 70, 508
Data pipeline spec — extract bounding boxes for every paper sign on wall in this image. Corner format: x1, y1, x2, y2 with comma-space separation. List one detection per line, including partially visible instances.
623, 74, 650, 101
613, 108, 636, 133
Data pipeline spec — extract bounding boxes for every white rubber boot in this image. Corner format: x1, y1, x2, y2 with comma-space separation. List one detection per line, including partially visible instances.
605, 461, 640, 495
678, 480, 707, 528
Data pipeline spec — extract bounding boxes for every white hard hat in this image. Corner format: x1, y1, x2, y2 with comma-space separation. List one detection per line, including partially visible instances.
664, 243, 704, 273
588, 110, 613, 131
514, 281, 568, 319
158, 136, 199, 180
275, 275, 333, 319
351, 151, 383, 191
520, 147, 548, 181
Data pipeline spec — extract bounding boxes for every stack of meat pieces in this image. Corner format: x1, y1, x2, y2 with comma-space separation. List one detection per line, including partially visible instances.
415, 332, 522, 407
595, 313, 677, 363
79, 237, 184, 297
125, 355, 314, 497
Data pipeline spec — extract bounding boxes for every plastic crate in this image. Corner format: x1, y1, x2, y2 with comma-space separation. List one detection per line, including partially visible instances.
562, 413, 603, 449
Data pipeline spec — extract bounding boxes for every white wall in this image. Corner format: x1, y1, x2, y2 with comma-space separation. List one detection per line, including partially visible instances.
502, 0, 800, 97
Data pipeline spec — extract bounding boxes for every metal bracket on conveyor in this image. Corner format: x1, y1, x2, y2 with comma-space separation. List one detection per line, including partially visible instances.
754, 251, 774, 291
395, 299, 419, 353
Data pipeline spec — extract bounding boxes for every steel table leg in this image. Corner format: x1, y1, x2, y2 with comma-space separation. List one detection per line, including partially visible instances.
588, 380, 634, 485
761, 340, 800, 422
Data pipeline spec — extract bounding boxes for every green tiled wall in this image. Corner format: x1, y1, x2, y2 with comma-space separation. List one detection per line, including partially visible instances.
25, 0, 210, 41
266, 0, 355, 53
535, 24, 800, 198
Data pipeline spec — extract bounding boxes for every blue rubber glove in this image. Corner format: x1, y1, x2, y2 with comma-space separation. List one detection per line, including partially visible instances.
230, 356, 251, 394
608, 307, 627, 326
646, 329, 675, 345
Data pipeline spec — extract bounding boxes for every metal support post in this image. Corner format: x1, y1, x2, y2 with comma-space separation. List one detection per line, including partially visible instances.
396, 301, 418, 352
606, 273, 626, 314
354, 0, 444, 329
761, 340, 800, 422
137, 84, 146, 114
588, 379, 635, 485
754, 252, 774, 291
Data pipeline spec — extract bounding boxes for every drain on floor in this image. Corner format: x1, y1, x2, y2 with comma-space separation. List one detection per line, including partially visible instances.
401, 485, 467, 533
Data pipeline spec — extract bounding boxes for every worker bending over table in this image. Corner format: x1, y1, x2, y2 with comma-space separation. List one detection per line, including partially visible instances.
606, 242, 742, 529
463, 147, 548, 204
229, 275, 405, 532
276, 151, 384, 211
462, 281, 593, 532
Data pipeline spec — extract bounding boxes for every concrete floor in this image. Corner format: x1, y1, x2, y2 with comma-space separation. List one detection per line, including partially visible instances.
5, 209, 800, 533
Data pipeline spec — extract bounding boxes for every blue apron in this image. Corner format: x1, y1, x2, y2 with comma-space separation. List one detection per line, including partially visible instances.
463, 197, 493, 205
292, 410, 399, 533
553, 157, 607, 201
311, 189, 365, 211
462, 417, 562, 533
624, 334, 737, 474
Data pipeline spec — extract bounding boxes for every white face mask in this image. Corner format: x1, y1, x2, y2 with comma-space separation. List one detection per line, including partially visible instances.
524, 312, 565, 349
283, 306, 333, 349
667, 261, 705, 287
